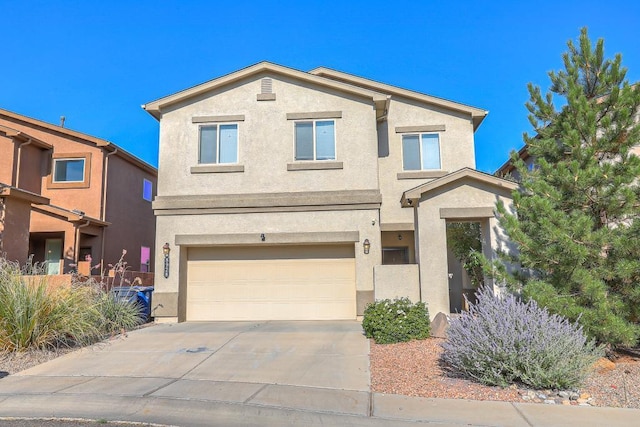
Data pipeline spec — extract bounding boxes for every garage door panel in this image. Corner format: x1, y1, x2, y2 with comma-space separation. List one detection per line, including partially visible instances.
186, 246, 356, 321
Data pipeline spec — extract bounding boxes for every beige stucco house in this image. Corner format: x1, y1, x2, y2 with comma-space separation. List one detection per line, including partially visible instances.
143, 62, 516, 322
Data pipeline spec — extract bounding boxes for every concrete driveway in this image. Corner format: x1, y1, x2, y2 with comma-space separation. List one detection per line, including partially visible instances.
0, 321, 380, 426
14, 321, 369, 390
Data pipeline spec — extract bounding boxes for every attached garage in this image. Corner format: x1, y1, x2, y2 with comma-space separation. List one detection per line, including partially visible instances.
186, 244, 356, 321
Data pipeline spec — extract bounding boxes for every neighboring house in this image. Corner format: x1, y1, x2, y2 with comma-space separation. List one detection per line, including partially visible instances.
495, 144, 534, 180
0, 108, 157, 275
143, 62, 517, 322
497, 143, 640, 180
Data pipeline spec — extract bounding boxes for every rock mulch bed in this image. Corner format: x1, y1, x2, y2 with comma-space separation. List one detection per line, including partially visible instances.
370, 337, 640, 409
0, 348, 75, 376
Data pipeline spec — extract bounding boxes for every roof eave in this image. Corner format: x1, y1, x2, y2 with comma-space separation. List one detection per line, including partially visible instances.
142, 61, 388, 119
0, 184, 50, 205
310, 67, 488, 130
402, 168, 519, 202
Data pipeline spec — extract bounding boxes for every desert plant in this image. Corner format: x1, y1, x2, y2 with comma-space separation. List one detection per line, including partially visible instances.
93, 288, 144, 334
0, 257, 145, 352
441, 286, 604, 389
362, 298, 430, 344
0, 258, 102, 351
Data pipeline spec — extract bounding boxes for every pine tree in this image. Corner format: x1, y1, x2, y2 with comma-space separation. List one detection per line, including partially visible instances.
498, 28, 640, 347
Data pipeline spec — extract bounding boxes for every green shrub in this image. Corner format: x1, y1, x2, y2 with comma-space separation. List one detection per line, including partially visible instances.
93, 289, 144, 334
0, 258, 144, 352
441, 286, 604, 389
0, 259, 101, 351
362, 298, 430, 344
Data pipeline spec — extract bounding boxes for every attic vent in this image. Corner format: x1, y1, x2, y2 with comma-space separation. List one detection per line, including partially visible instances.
257, 78, 276, 101
261, 78, 272, 94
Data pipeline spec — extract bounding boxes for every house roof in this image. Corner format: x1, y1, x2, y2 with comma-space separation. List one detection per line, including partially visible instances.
309, 67, 489, 131
32, 203, 110, 227
401, 167, 518, 206
495, 144, 531, 176
0, 183, 50, 205
142, 62, 392, 120
0, 124, 53, 149
0, 108, 157, 176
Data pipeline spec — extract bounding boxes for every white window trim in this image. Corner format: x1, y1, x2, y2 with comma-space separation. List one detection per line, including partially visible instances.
142, 179, 153, 202
198, 123, 240, 165
401, 132, 442, 171
52, 158, 86, 183
292, 119, 337, 161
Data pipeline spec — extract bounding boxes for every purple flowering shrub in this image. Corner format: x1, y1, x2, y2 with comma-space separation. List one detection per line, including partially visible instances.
441, 286, 603, 389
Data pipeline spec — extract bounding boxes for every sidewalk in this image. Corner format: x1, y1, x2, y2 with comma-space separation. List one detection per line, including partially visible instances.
1, 374, 638, 426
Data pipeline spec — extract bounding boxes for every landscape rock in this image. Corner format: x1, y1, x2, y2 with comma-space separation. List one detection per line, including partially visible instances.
430, 312, 450, 338
593, 357, 616, 373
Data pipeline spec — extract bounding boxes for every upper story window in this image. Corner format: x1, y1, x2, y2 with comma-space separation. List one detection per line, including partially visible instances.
53, 158, 85, 182
402, 133, 441, 170
295, 120, 335, 161
48, 153, 91, 189
142, 179, 153, 202
199, 124, 238, 164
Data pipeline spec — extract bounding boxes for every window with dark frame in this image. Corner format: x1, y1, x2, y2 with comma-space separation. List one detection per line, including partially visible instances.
53, 158, 85, 182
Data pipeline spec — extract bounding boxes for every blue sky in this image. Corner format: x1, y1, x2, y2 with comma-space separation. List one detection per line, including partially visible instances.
3, 1, 639, 173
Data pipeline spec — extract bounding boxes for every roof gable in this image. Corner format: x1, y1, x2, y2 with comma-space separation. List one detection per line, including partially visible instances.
309, 67, 488, 130
142, 61, 389, 120
401, 167, 518, 206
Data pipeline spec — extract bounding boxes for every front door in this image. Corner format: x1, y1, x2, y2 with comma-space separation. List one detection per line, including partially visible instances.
44, 238, 62, 275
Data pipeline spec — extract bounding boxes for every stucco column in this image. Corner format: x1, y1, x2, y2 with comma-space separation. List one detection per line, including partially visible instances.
153, 217, 181, 322
417, 206, 449, 319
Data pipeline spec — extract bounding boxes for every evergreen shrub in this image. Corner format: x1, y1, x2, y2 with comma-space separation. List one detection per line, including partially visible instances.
441, 286, 603, 389
362, 298, 430, 344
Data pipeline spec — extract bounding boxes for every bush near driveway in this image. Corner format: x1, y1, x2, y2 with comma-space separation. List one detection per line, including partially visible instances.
362, 298, 430, 344
441, 286, 604, 390
0, 258, 143, 352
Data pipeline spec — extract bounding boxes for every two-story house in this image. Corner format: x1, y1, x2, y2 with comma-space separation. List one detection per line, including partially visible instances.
144, 62, 516, 322
0, 108, 157, 275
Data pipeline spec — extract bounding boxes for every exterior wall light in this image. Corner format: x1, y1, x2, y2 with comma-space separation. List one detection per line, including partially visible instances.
163, 242, 171, 278
363, 239, 371, 254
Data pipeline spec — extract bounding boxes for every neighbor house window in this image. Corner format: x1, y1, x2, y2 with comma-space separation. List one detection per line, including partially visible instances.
142, 179, 153, 202
53, 158, 86, 182
402, 133, 441, 170
294, 120, 335, 161
199, 124, 238, 164
48, 153, 91, 189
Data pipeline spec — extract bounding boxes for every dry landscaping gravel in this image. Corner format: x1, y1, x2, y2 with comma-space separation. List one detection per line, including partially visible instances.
370, 337, 640, 409
0, 348, 75, 377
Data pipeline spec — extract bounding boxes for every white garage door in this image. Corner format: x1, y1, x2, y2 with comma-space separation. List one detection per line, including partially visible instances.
186, 245, 356, 321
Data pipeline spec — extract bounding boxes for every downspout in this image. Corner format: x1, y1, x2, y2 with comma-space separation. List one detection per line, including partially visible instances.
15, 138, 33, 187
100, 148, 118, 270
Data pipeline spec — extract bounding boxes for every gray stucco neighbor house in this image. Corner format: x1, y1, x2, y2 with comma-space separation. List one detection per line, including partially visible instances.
143, 62, 516, 322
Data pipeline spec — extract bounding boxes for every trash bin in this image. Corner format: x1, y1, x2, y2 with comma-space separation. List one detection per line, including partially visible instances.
111, 286, 154, 321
